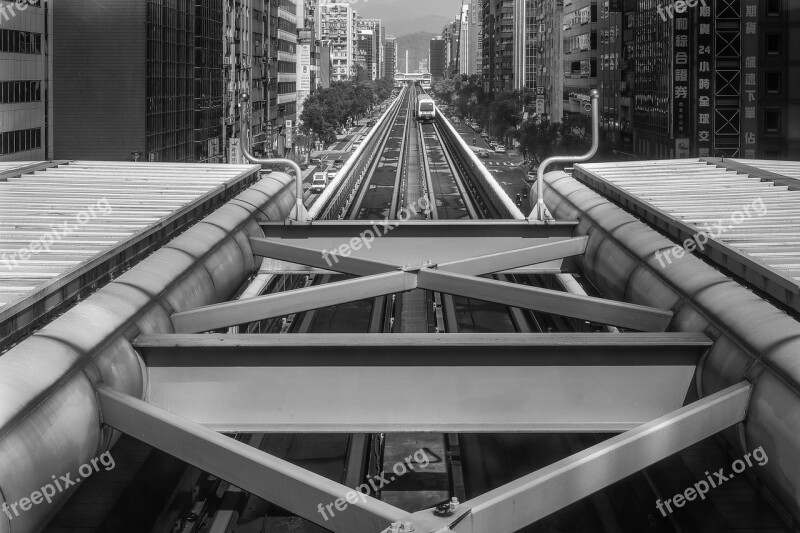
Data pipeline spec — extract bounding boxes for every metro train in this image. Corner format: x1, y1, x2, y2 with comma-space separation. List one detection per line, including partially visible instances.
417, 93, 436, 123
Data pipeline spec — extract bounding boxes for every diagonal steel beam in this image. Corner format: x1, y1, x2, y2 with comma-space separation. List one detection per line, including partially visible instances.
457, 381, 751, 532
97, 385, 406, 533
436, 237, 588, 275
416, 269, 673, 332
171, 271, 417, 333
396, 382, 752, 533
249, 237, 399, 276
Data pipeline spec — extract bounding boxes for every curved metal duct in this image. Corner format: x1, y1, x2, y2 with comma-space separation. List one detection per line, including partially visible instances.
539, 170, 800, 525
0, 173, 296, 533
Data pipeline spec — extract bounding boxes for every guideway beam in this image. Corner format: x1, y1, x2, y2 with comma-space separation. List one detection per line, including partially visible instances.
136, 332, 708, 432
97, 385, 406, 533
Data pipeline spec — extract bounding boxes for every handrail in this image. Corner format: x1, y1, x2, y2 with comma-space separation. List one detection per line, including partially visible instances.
529, 89, 600, 222
238, 93, 310, 222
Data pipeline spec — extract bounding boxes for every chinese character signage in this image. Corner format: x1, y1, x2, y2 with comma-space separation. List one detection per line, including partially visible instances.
299, 44, 312, 92
673, 8, 690, 145
741, 0, 758, 158
696, 0, 713, 158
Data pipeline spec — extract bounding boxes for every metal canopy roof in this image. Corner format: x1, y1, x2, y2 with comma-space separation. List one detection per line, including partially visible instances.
0, 161, 261, 312
573, 159, 800, 312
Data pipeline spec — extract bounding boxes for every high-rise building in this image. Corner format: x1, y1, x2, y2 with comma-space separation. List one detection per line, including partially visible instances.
384, 36, 397, 80
296, 0, 320, 135
0, 0, 48, 161
53, 0, 198, 162
318, 1, 355, 81
624, 0, 798, 160
430, 37, 447, 79
532, 0, 564, 122
597, 0, 625, 149
442, 20, 459, 78
360, 18, 384, 80
195, 0, 224, 163
481, 0, 514, 92
356, 28, 375, 79
562, 0, 598, 120
459, 1, 481, 76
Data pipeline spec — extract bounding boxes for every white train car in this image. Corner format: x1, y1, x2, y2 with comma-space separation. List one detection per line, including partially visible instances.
417, 94, 435, 123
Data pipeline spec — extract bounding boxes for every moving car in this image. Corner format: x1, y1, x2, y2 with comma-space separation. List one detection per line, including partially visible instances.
494, 145, 507, 153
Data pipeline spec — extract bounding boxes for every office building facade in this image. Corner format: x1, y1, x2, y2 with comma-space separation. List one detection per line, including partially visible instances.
430, 37, 446, 80
384, 36, 397, 80
0, 0, 48, 161
318, 1, 355, 81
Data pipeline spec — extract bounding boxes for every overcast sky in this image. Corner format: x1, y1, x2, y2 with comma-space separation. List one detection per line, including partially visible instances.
354, 0, 463, 19
355, 0, 464, 34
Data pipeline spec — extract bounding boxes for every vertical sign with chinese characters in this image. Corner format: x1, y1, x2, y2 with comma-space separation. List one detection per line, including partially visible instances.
299, 44, 312, 92
696, 0, 713, 157
673, 7, 690, 151
741, 0, 759, 158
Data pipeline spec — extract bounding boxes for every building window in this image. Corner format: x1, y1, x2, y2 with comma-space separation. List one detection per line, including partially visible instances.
766, 34, 782, 55
765, 110, 781, 132
0, 128, 42, 156
766, 0, 782, 16
765, 71, 781, 94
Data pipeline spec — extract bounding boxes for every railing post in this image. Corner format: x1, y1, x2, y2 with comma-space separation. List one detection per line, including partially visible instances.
529, 89, 600, 222
238, 93, 310, 222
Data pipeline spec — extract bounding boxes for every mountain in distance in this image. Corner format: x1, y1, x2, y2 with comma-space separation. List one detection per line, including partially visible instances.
395, 32, 437, 73
355, 0, 454, 36
386, 15, 451, 36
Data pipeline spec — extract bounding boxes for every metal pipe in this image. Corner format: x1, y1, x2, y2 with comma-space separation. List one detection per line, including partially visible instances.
530, 89, 600, 222
239, 93, 310, 222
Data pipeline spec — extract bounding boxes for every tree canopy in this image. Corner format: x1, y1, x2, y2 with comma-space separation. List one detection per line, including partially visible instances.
299, 75, 394, 145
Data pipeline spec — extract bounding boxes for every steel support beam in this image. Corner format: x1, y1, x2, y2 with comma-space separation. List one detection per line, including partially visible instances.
171, 271, 417, 333
416, 269, 674, 332
250, 237, 398, 277
138, 333, 708, 432
410, 382, 751, 533
437, 237, 588, 275
97, 385, 406, 533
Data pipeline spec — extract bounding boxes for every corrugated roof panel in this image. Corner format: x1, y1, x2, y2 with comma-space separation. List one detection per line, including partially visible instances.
573, 159, 800, 312
0, 161, 261, 312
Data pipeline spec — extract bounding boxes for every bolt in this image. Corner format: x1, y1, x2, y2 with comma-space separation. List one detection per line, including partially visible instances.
401, 522, 415, 532
449, 497, 459, 511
